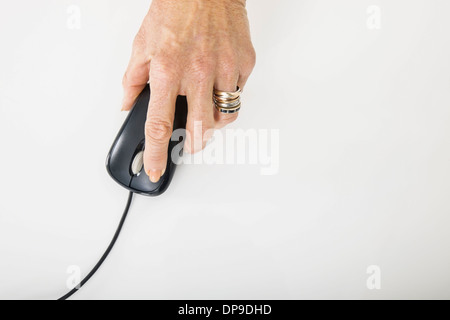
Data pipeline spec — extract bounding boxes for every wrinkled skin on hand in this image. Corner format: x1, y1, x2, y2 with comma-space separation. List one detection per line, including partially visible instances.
122, 0, 256, 182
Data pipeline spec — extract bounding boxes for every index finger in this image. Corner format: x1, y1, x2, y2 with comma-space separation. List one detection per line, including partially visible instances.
144, 80, 179, 183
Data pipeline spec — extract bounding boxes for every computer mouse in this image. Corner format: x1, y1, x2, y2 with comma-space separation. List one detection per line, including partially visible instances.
106, 85, 187, 196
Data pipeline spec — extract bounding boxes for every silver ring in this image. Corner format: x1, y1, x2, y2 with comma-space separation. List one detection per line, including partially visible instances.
213, 98, 241, 109
215, 104, 241, 114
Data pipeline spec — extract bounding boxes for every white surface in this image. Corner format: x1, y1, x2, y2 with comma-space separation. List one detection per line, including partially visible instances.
1, 0, 450, 300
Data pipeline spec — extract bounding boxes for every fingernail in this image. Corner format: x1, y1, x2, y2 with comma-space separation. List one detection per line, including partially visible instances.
149, 170, 161, 183
161, 167, 166, 176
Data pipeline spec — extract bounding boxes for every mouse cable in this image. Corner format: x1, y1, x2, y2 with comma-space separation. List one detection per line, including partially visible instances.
58, 191, 134, 300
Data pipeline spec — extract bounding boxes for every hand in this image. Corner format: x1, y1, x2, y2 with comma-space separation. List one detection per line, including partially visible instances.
122, 0, 256, 183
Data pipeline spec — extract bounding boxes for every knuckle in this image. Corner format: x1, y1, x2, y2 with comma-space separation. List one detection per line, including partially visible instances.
242, 47, 256, 75
150, 58, 178, 86
121, 71, 139, 89
122, 72, 130, 88
189, 58, 215, 82
145, 118, 173, 143
145, 150, 165, 164
218, 51, 238, 75
122, 67, 148, 89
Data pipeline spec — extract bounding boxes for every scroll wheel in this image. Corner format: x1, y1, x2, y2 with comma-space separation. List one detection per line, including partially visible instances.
131, 151, 144, 175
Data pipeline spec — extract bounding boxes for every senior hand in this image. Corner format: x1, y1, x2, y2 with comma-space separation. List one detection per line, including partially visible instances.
121, 0, 256, 183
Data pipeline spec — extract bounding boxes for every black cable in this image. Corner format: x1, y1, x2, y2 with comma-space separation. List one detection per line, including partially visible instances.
58, 191, 134, 300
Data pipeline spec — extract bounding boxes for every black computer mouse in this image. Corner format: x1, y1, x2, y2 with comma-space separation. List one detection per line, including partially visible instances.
106, 85, 187, 196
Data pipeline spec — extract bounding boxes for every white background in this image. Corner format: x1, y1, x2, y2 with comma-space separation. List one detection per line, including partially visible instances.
1, 0, 450, 299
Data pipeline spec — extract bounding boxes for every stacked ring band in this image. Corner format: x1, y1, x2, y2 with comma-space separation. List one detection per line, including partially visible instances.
213, 87, 242, 114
